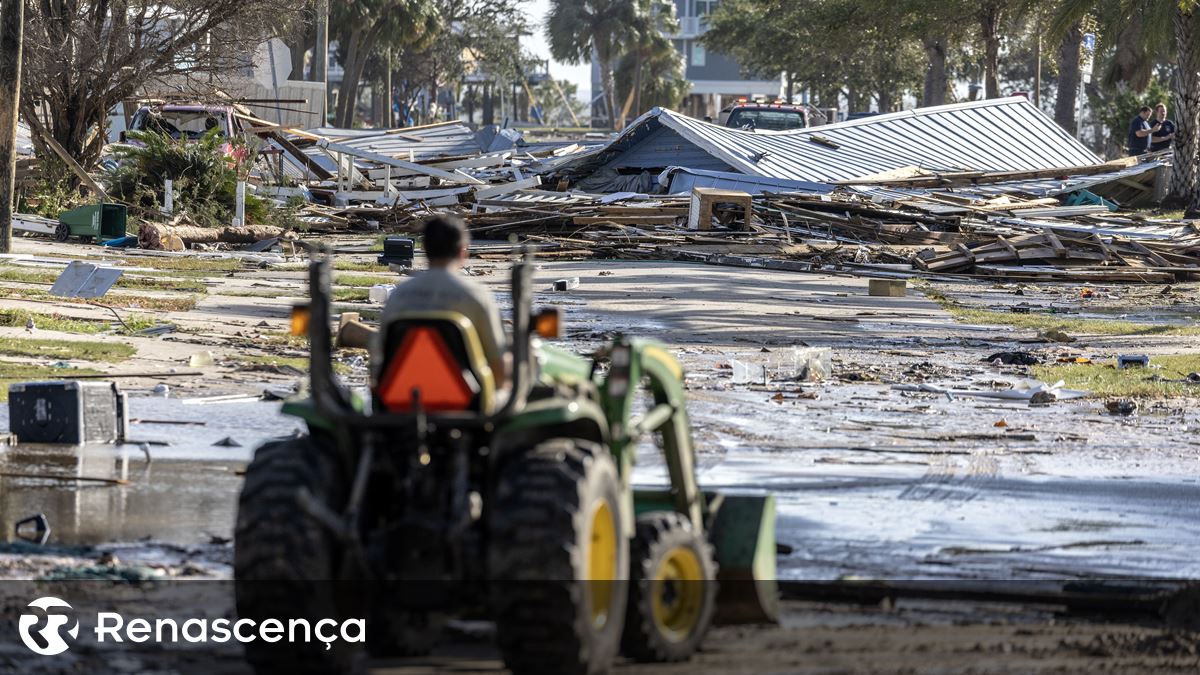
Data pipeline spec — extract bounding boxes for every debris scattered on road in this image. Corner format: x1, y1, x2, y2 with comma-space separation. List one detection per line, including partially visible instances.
986, 352, 1041, 366
1117, 355, 1150, 369
1105, 399, 1139, 416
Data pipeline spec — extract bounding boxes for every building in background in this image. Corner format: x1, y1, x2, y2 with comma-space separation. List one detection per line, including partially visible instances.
590, 0, 779, 126
668, 0, 779, 120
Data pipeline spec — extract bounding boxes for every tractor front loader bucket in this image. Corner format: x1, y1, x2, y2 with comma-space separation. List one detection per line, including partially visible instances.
709, 494, 779, 624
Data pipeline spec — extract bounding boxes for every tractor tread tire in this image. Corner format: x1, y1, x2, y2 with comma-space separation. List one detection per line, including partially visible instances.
621, 511, 718, 663
234, 435, 364, 675
490, 438, 628, 675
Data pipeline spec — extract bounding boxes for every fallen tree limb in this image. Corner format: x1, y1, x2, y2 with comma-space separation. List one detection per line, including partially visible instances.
138, 221, 286, 250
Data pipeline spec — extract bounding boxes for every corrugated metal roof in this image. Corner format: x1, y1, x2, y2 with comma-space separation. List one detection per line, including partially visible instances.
303, 121, 481, 160
952, 160, 1162, 198
561, 97, 1101, 184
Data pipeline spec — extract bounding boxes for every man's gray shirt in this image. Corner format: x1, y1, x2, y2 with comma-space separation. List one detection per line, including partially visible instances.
379, 267, 506, 367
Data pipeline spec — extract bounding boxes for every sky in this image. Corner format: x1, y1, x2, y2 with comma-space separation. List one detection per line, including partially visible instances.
523, 0, 594, 103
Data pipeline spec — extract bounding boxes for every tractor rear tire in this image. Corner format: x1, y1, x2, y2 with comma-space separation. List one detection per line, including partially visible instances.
621, 512, 718, 662
234, 434, 364, 675
490, 438, 628, 675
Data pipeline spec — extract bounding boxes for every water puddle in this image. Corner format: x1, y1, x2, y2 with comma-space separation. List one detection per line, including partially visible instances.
0, 397, 301, 547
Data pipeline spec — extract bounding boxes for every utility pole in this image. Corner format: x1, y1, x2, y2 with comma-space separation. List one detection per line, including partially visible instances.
384, 48, 392, 128
0, 0, 25, 254
314, 0, 329, 124
1034, 14, 1042, 107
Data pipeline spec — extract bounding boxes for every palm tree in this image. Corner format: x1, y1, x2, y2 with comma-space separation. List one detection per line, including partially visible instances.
614, 0, 686, 122
332, 0, 441, 127
546, 0, 638, 129
1054, 1, 1200, 214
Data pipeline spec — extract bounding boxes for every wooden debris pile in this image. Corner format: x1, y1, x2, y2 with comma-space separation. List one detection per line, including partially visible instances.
425, 184, 1200, 284
911, 229, 1200, 283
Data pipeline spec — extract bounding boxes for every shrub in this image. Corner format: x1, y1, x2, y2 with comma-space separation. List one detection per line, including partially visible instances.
104, 129, 268, 227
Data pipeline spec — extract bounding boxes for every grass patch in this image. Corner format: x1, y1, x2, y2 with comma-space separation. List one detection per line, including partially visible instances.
334, 273, 395, 287
1034, 354, 1200, 398
333, 260, 386, 272
262, 331, 307, 348
108, 256, 243, 274
0, 308, 165, 335
0, 337, 135, 362
918, 284, 1200, 337
0, 287, 198, 312
118, 275, 208, 293
0, 363, 103, 402
217, 289, 300, 299
0, 266, 208, 293
332, 287, 371, 302
334, 306, 380, 321
234, 354, 352, 375
237, 355, 310, 371
0, 308, 107, 334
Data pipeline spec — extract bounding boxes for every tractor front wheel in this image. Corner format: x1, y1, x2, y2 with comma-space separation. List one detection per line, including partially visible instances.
490, 438, 628, 675
621, 512, 718, 662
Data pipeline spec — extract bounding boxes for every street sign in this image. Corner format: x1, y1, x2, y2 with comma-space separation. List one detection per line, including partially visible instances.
1083, 33, 1096, 52
253, 38, 292, 90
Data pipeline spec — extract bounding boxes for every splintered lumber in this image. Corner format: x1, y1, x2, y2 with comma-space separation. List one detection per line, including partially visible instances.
833, 157, 1141, 188
572, 215, 680, 225
138, 221, 286, 250
268, 130, 333, 180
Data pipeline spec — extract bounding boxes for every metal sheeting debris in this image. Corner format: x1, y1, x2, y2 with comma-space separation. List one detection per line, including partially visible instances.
49, 261, 123, 298
558, 97, 1102, 185
304, 121, 482, 160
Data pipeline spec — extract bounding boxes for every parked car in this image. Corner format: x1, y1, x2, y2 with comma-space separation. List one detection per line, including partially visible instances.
719, 100, 809, 131
120, 104, 249, 159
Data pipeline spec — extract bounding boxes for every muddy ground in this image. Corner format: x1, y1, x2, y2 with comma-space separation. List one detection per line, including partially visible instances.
1, 237, 1199, 671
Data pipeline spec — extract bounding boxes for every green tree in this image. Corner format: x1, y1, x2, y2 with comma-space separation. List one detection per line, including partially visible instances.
545, 0, 638, 129
705, 0, 923, 112
332, 0, 441, 127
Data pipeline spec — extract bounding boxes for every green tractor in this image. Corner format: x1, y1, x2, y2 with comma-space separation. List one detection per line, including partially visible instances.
233, 249, 778, 674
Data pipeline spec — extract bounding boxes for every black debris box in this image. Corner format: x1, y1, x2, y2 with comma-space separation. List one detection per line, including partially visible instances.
8, 381, 125, 445
378, 237, 415, 267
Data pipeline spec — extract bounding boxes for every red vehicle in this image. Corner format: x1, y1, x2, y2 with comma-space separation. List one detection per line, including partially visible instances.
718, 99, 809, 131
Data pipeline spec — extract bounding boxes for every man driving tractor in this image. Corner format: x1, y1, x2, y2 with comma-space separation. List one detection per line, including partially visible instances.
378, 215, 510, 388
234, 217, 777, 675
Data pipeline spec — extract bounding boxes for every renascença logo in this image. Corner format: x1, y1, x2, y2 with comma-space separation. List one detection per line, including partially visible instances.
18, 597, 79, 656
15, 595, 365, 655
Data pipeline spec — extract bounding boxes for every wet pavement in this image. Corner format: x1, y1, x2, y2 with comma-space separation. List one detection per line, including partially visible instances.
0, 260, 1198, 586
0, 398, 298, 549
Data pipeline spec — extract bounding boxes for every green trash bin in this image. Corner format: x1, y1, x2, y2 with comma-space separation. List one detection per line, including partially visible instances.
56, 203, 128, 243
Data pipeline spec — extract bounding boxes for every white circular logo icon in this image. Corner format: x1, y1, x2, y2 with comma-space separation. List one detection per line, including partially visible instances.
18, 597, 78, 656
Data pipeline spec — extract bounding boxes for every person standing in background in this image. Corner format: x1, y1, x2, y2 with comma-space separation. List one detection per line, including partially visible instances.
1150, 102, 1176, 152
1127, 106, 1160, 156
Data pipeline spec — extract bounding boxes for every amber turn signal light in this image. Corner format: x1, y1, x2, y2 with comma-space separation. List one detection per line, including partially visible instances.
533, 308, 562, 339
290, 303, 311, 337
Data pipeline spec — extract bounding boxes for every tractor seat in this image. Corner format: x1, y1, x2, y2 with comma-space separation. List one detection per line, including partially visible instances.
373, 311, 496, 415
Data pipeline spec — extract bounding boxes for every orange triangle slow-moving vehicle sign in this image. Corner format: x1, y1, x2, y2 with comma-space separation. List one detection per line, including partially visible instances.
377, 327, 476, 412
